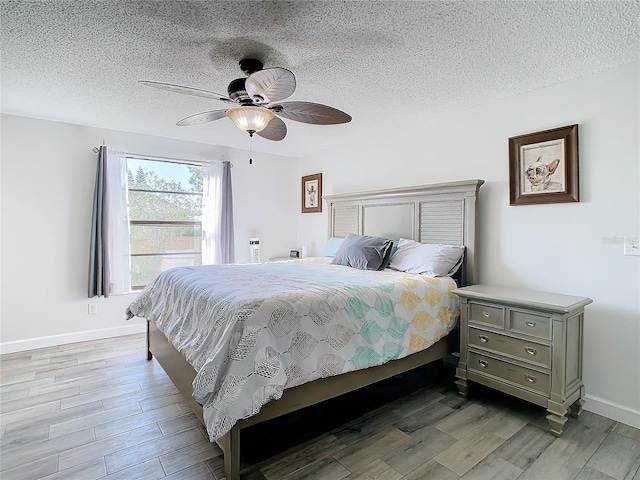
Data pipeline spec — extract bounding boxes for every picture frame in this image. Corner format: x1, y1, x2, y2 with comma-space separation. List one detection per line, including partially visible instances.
509, 124, 579, 205
301, 173, 322, 213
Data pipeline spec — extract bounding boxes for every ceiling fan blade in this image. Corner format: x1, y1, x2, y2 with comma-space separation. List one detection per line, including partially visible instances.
245, 68, 296, 104
176, 110, 228, 126
256, 116, 287, 141
272, 102, 352, 125
139, 81, 233, 103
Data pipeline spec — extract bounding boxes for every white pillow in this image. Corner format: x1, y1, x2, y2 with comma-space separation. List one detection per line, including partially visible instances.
389, 238, 464, 276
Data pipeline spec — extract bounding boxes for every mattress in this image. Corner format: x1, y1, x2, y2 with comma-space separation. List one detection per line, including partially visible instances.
126, 257, 460, 440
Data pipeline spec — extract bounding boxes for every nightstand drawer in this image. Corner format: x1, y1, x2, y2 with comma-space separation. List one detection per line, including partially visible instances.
469, 327, 551, 368
469, 302, 505, 328
468, 351, 550, 396
509, 310, 552, 340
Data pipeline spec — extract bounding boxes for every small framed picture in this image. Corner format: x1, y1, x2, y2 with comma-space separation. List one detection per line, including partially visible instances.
509, 124, 579, 205
301, 173, 322, 213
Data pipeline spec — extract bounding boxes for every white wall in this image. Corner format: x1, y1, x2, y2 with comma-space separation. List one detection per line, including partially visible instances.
297, 63, 640, 424
1, 63, 637, 425
0, 115, 298, 349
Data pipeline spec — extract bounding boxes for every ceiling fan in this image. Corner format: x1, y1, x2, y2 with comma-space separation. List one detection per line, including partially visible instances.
139, 58, 352, 142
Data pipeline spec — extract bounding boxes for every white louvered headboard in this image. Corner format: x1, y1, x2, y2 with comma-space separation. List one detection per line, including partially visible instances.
323, 179, 484, 286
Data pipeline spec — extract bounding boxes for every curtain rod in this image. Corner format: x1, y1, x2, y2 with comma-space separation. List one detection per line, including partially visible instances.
92, 147, 233, 167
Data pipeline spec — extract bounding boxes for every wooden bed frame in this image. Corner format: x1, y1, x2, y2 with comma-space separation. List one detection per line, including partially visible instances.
146, 179, 484, 479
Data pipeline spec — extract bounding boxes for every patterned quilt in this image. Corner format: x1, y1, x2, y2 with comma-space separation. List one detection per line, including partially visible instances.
126, 257, 459, 441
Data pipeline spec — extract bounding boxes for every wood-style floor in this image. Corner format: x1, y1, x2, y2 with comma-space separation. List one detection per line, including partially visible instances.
1, 333, 639, 480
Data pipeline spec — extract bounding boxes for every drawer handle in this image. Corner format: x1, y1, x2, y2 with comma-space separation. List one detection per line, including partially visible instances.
525, 374, 537, 383
526, 321, 536, 328
525, 347, 537, 356
483, 312, 491, 318
478, 335, 489, 343
478, 360, 488, 368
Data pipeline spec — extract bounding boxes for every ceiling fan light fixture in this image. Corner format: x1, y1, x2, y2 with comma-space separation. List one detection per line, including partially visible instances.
226, 106, 274, 134
143, 59, 351, 143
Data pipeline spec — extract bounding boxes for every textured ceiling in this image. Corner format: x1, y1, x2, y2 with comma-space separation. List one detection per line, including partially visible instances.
1, 1, 638, 158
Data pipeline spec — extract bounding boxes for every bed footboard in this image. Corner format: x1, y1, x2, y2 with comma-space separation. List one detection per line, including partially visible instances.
147, 320, 450, 480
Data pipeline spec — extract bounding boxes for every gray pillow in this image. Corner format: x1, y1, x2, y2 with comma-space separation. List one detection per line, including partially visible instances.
331, 234, 393, 271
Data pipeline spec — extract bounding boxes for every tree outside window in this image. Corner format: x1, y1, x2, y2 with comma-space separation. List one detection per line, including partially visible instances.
127, 157, 204, 289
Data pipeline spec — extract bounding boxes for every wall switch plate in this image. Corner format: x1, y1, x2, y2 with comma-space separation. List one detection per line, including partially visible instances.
88, 303, 98, 315
624, 236, 639, 256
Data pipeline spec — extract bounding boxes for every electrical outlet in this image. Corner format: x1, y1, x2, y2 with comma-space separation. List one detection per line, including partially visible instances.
624, 236, 640, 256
88, 303, 98, 315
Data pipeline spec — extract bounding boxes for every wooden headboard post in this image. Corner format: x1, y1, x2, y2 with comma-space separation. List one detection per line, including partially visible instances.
323, 179, 484, 286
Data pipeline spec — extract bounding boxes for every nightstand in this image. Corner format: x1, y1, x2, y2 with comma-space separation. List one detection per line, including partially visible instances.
453, 284, 592, 436
268, 256, 294, 262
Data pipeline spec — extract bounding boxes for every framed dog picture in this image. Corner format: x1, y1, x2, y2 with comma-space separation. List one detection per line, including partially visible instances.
301, 173, 322, 213
509, 124, 579, 205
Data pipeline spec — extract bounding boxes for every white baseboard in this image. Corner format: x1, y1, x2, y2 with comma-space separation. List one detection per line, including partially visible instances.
0, 323, 147, 355
584, 393, 640, 428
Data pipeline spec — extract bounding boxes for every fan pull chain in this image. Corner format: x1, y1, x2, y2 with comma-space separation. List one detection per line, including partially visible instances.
249, 133, 253, 165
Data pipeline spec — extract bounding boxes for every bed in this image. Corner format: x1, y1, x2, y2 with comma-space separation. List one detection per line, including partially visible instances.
128, 179, 484, 480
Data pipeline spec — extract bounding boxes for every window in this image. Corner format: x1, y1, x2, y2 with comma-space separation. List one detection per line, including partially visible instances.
126, 157, 204, 289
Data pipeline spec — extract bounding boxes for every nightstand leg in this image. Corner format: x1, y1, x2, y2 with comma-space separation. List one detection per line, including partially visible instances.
455, 378, 470, 398
568, 398, 584, 418
546, 411, 568, 437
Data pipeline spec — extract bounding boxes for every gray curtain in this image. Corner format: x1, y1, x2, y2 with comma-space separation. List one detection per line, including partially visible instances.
88, 146, 110, 297
220, 161, 235, 263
